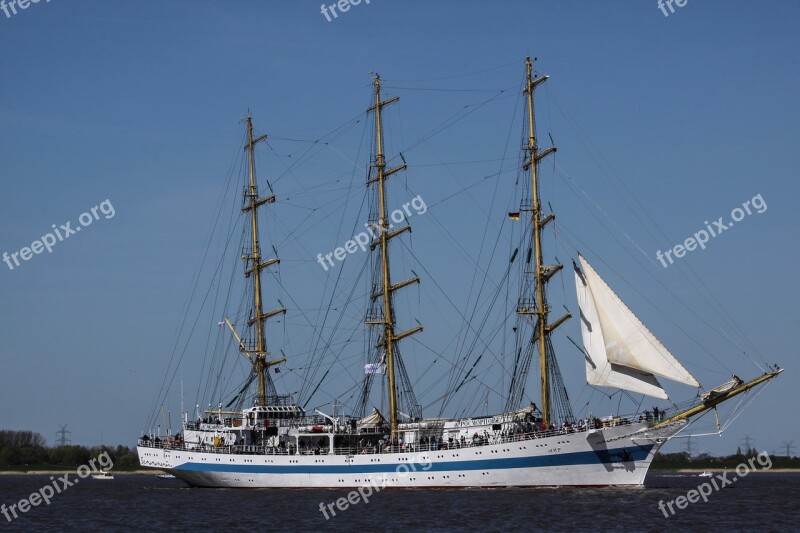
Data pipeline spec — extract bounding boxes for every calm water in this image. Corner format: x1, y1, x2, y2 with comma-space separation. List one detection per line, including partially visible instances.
1, 472, 798, 532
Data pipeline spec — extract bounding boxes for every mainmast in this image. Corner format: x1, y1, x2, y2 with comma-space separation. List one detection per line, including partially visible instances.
242, 113, 285, 407
520, 57, 570, 427
368, 75, 422, 440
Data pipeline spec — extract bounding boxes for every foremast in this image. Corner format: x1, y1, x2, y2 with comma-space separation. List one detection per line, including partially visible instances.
240, 114, 286, 407
519, 57, 570, 427
368, 75, 423, 440
652, 368, 783, 429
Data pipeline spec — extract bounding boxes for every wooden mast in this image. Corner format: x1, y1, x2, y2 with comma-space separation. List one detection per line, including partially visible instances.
521, 57, 569, 427
242, 113, 285, 407
368, 75, 422, 441
651, 369, 783, 429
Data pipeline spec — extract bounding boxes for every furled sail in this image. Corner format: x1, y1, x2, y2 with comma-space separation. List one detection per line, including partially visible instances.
574, 255, 700, 399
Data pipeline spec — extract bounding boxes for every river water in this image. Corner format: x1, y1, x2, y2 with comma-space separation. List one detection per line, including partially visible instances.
0, 472, 798, 531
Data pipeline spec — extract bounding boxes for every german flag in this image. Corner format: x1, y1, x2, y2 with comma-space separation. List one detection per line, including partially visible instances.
508, 212, 520, 220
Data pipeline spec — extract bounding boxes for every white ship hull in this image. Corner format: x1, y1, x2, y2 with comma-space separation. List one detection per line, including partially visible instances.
138, 421, 683, 488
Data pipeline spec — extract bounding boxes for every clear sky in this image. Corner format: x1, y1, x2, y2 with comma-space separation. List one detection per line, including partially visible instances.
1, 1, 797, 457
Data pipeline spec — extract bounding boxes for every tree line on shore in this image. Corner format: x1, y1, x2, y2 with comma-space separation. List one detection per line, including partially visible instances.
653, 447, 800, 469
0, 429, 139, 469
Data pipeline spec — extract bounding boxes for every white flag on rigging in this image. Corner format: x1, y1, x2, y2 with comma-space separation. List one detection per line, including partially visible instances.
364, 363, 382, 375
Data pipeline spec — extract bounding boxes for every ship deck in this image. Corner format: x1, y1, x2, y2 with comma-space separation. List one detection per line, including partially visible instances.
138, 414, 665, 458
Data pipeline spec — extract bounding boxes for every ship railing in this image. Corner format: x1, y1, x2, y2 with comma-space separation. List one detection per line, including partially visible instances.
351, 426, 386, 434
137, 417, 654, 456
179, 412, 664, 436
182, 415, 341, 432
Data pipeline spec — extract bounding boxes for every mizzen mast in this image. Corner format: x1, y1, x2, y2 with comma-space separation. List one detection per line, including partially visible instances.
520, 57, 570, 427
367, 75, 422, 440
242, 113, 286, 407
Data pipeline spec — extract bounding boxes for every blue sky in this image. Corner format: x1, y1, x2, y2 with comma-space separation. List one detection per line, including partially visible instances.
0, 1, 797, 457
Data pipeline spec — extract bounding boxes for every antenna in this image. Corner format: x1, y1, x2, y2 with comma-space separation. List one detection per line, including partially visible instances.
181, 364, 185, 419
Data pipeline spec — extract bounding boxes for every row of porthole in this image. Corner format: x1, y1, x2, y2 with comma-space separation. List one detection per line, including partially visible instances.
332, 474, 474, 483
340, 478, 432, 483
196, 457, 317, 464
535, 443, 552, 448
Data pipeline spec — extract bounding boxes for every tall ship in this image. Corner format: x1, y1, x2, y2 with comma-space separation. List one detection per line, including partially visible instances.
137, 58, 782, 487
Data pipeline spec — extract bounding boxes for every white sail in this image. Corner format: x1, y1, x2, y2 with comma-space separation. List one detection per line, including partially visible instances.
574, 256, 699, 399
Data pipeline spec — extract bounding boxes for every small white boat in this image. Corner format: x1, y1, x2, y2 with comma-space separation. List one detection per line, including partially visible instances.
157, 473, 176, 479
92, 471, 114, 480
698, 471, 713, 477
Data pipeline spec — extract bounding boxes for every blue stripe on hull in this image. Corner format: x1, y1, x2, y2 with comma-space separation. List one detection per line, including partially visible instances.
174, 445, 653, 474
